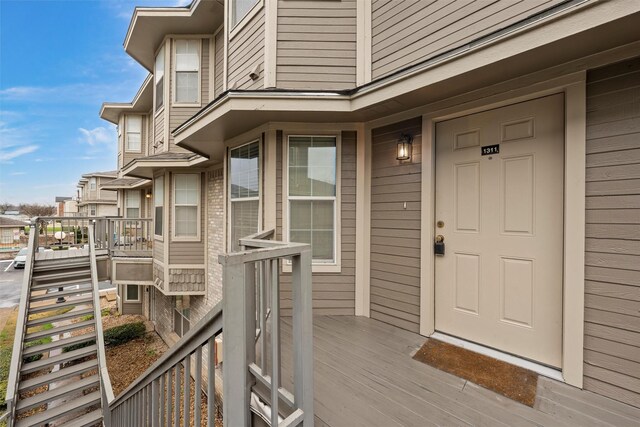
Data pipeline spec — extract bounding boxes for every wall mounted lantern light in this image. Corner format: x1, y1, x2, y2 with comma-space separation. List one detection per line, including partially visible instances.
145, 191, 152, 199
396, 134, 413, 161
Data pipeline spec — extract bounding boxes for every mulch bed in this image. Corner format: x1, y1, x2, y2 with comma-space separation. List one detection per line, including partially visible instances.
413, 338, 538, 407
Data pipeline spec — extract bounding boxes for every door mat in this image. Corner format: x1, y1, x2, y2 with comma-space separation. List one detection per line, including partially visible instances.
413, 338, 538, 407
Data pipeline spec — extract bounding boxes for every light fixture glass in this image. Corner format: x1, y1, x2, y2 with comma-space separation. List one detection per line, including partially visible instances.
145, 192, 152, 199
396, 134, 413, 161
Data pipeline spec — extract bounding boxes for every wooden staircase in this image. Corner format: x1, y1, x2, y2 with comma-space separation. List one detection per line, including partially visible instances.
13, 254, 103, 427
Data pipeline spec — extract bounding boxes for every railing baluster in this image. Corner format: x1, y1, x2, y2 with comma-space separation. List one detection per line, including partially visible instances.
261, 260, 268, 374
152, 378, 159, 427
183, 356, 191, 427
195, 346, 202, 426
167, 368, 173, 427
271, 257, 280, 427
174, 365, 180, 427
159, 371, 165, 426
207, 337, 215, 427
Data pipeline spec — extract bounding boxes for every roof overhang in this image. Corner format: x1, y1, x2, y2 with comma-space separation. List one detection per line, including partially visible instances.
124, 0, 223, 71
174, 1, 640, 158
100, 75, 153, 124
122, 154, 210, 179
81, 172, 117, 179
100, 177, 151, 190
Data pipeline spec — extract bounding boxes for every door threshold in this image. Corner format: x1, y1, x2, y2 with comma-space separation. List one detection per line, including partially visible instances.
430, 332, 564, 382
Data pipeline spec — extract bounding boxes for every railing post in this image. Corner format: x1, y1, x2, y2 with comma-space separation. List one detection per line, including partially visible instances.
222, 261, 253, 426
291, 247, 315, 426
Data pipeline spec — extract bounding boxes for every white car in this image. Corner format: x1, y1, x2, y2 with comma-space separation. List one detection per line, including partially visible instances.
13, 248, 28, 269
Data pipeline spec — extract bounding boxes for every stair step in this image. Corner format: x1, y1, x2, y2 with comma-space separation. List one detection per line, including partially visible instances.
62, 408, 103, 427
27, 308, 94, 327
19, 359, 98, 392
16, 374, 100, 412
31, 279, 92, 291
29, 296, 93, 314
21, 344, 97, 375
32, 270, 91, 283
23, 332, 96, 357
33, 259, 90, 272
30, 287, 93, 302
25, 319, 95, 342
14, 390, 101, 427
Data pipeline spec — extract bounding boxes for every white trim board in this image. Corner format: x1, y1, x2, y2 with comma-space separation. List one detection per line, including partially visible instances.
430, 332, 564, 382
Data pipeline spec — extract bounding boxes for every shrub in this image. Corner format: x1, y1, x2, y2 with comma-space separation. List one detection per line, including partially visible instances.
103, 322, 146, 347
62, 340, 95, 353
81, 314, 95, 322
23, 337, 52, 363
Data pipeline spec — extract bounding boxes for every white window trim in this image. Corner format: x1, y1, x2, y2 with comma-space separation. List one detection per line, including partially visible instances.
229, 0, 264, 40
125, 115, 143, 153
125, 190, 141, 219
154, 174, 165, 241
227, 139, 263, 251
172, 38, 202, 107
172, 173, 202, 242
282, 133, 342, 273
154, 43, 167, 117
125, 284, 141, 303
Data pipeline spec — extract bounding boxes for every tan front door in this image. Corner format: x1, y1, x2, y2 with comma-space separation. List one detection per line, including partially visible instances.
434, 94, 564, 367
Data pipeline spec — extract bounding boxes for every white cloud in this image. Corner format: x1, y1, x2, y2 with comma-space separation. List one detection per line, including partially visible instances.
0, 145, 39, 162
10, 172, 26, 176
78, 127, 117, 146
174, 0, 191, 6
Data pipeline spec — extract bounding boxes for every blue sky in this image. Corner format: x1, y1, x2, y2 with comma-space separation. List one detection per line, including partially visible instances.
0, 0, 188, 204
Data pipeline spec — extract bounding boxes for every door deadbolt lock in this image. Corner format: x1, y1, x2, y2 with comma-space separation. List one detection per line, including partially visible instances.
434, 235, 445, 256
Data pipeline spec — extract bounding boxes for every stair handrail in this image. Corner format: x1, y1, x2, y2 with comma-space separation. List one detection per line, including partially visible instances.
4, 217, 39, 425
88, 222, 115, 424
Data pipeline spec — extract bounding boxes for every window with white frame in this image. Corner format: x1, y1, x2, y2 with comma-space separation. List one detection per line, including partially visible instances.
125, 284, 140, 302
154, 176, 164, 236
155, 45, 165, 111
125, 190, 140, 218
231, 0, 259, 27
173, 174, 199, 238
288, 136, 337, 262
90, 177, 96, 191
89, 204, 97, 217
174, 296, 190, 337
125, 115, 142, 152
229, 141, 260, 251
175, 40, 200, 104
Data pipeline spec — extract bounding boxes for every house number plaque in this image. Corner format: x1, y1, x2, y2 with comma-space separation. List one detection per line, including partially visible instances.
481, 144, 500, 155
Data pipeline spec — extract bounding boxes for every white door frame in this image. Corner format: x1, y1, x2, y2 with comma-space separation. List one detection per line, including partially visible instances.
419, 74, 586, 388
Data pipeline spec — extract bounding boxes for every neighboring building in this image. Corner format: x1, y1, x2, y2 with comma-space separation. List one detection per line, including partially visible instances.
54, 196, 72, 217
96, 0, 640, 417
63, 198, 79, 216
0, 216, 27, 249
76, 171, 119, 217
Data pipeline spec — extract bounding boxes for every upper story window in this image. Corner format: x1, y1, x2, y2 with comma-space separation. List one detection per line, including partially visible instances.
287, 136, 337, 263
173, 173, 200, 239
231, 0, 259, 28
89, 177, 96, 191
125, 116, 142, 152
229, 141, 260, 251
125, 190, 140, 218
154, 176, 164, 237
175, 40, 200, 104
155, 46, 165, 111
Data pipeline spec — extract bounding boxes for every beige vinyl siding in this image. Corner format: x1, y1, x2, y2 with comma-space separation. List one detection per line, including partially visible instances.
370, 118, 422, 333
228, 8, 265, 90
277, 0, 356, 90
153, 239, 164, 263
584, 57, 640, 408
97, 178, 117, 201
121, 301, 143, 315
154, 109, 165, 150
169, 38, 210, 152
214, 29, 224, 96
371, 0, 566, 79
276, 130, 357, 315
167, 172, 206, 265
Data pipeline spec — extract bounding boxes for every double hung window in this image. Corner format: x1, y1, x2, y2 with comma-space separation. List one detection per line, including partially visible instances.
155, 46, 165, 111
287, 136, 337, 263
231, 0, 259, 28
174, 174, 200, 238
175, 40, 200, 104
125, 190, 140, 218
229, 141, 260, 251
154, 176, 164, 237
125, 116, 142, 152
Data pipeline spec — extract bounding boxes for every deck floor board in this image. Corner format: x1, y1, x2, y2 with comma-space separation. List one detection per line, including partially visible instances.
277, 315, 640, 426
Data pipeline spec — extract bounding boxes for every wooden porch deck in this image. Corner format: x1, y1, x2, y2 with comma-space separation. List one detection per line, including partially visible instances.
281, 316, 639, 427
34, 248, 107, 261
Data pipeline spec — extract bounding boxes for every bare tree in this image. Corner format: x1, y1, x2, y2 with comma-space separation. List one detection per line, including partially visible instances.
19, 203, 56, 218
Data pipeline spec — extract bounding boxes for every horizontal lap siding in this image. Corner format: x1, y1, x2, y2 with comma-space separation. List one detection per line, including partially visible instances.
154, 110, 165, 147
168, 38, 210, 152
276, 131, 357, 315
214, 29, 224, 96
584, 57, 640, 408
277, 0, 356, 90
228, 9, 265, 90
371, 0, 565, 79
370, 118, 422, 333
